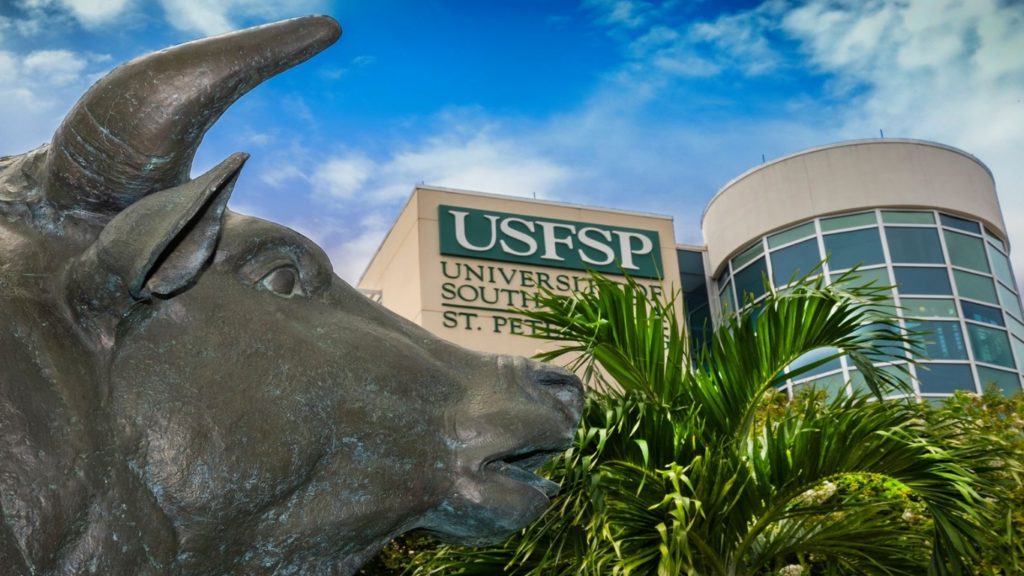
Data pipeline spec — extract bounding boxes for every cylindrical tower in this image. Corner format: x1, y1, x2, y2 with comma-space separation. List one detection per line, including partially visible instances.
702, 139, 1023, 399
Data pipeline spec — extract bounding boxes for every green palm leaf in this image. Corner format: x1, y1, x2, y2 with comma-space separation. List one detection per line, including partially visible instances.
409, 271, 1001, 576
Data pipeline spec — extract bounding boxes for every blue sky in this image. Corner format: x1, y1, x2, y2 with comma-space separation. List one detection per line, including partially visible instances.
1, 0, 1021, 286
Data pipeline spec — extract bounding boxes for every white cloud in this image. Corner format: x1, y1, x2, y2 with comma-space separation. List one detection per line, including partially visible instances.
253, 122, 576, 282
688, 1, 786, 75
57, 0, 133, 27
588, 1, 791, 93
332, 213, 394, 284
5, 0, 328, 37
159, 0, 233, 35
351, 55, 376, 68
297, 113, 820, 283
780, 0, 1024, 286
9, 0, 133, 30
156, 0, 329, 36
650, 52, 720, 77
586, 0, 1024, 289
0, 51, 18, 83
629, 26, 720, 78
312, 154, 375, 199
242, 130, 272, 147
22, 49, 88, 85
271, 123, 574, 206
0, 48, 107, 153
318, 55, 376, 80
584, 0, 655, 30
569, 0, 1024, 293
281, 95, 315, 124
245, 210, 394, 284
260, 165, 307, 189
376, 130, 572, 202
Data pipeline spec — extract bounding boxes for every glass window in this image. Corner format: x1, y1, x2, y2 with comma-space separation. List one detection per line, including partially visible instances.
944, 230, 990, 273
967, 324, 1016, 368
800, 373, 847, 401
886, 227, 945, 264
917, 363, 975, 394
940, 213, 981, 234
894, 267, 951, 295
770, 238, 821, 286
678, 249, 706, 277
734, 256, 768, 302
789, 347, 843, 380
1009, 315, 1024, 342
998, 283, 1023, 320
986, 232, 1008, 254
987, 243, 1014, 287
767, 222, 816, 249
977, 366, 1021, 396
831, 267, 891, 289
882, 211, 935, 225
849, 364, 912, 394
788, 382, 812, 400
953, 269, 998, 304
907, 320, 967, 360
829, 271, 897, 317
853, 322, 907, 358
1014, 336, 1024, 373
678, 250, 711, 355
961, 300, 1004, 326
902, 297, 957, 318
732, 242, 764, 270
823, 228, 885, 270
719, 280, 735, 317
848, 368, 867, 394
881, 363, 913, 390
875, 301, 904, 322
821, 212, 876, 232
748, 303, 764, 325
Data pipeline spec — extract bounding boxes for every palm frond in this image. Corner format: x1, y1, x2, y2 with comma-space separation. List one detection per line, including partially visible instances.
523, 273, 688, 401
410, 271, 1001, 576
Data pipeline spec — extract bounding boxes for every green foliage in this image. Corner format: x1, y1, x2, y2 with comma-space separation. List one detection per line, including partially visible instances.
358, 535, 435, 575
922, 390, 1024, 574
405, 272, 1014, 575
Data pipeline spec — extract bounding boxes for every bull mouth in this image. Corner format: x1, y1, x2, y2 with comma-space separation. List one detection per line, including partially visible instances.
483, 447, 567, 498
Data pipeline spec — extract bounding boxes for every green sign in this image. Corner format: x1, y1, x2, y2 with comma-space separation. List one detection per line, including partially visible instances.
438, 205, 663, 278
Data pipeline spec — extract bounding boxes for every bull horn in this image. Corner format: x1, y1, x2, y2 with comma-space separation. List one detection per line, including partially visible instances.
44, 15, 340, 218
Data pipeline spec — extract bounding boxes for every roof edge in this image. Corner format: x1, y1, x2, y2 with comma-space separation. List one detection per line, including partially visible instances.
700, 138, 996, 228
415, 183, 676, 221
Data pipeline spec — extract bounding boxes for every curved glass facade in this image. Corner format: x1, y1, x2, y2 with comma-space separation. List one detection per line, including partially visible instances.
715, 209, 1024, 399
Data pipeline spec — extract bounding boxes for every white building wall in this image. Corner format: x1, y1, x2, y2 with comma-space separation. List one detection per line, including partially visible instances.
702, 139, 1006, 277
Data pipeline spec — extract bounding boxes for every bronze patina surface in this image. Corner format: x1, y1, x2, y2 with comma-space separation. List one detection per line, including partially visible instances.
0, 16, 582, 575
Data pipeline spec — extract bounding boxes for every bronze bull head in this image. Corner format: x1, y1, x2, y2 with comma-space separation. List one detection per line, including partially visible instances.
0, 16, 582, 575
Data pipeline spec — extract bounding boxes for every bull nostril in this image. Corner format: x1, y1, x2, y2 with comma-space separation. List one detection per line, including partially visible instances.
533, 366, 584, 421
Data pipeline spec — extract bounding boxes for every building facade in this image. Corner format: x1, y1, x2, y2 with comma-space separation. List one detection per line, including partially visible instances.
359, 139, 1024, 398
358, 185, 680, 359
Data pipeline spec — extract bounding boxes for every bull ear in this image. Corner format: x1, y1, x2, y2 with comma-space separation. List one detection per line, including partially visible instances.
95, 153, 247, 299
65, 154, 246, 339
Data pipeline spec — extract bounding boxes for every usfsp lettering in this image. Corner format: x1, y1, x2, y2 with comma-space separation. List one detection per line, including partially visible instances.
441, 310, 554, 337
439, 205, 663, 279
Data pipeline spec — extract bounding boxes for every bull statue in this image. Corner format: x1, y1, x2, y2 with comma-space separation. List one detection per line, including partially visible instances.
0, 16, 582, 575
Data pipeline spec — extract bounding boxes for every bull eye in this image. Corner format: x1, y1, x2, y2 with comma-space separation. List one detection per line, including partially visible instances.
260, 266, 305, 298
